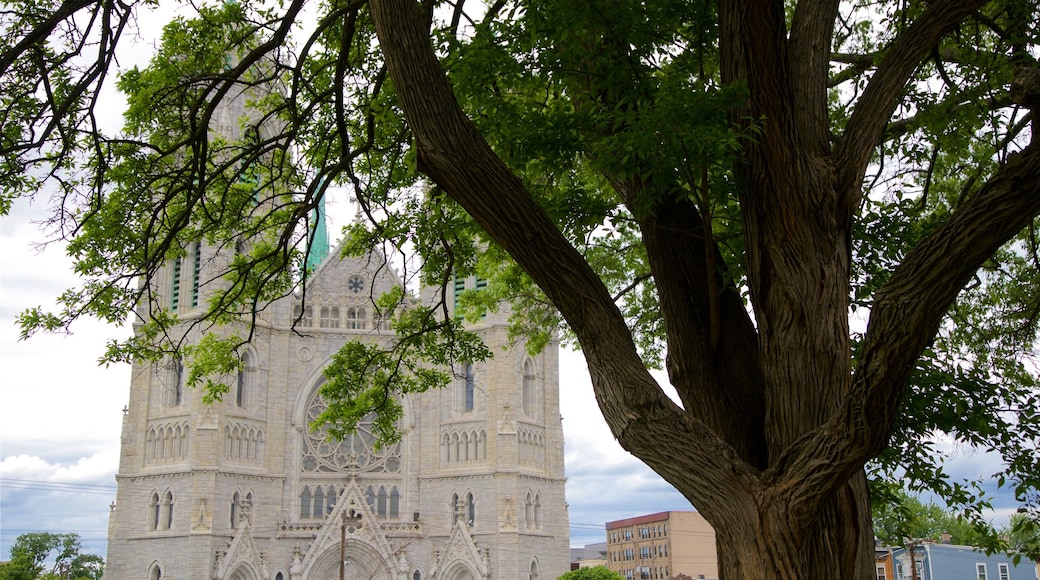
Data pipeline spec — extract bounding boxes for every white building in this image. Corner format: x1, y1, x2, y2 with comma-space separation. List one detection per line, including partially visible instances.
102, 227, 570, 579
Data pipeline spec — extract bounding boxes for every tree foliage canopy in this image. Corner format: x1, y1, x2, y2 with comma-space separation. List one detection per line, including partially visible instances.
4, 0, 1040, 577
0, 532, 103, 580
557, 566, 627, 580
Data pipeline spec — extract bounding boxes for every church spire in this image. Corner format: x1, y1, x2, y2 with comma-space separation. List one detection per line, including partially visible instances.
306, 189, 330, 270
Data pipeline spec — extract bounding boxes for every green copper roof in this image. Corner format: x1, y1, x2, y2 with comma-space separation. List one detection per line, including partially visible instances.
306, 193, 330, 270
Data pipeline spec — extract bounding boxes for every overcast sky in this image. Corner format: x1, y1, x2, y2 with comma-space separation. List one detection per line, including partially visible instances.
0, 2, 1026, 564
0, 186, 1024, 563
0, 193, 696, 560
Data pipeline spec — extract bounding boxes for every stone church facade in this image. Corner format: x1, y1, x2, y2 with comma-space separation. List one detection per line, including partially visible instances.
103, 224, 570, 579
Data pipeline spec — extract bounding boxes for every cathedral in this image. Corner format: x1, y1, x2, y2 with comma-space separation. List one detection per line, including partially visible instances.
101, 197, 570, 578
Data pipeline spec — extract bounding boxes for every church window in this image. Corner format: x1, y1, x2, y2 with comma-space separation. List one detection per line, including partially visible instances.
314, 487, 325, 517
293, 304, 313, 327
326, 486, 337, 514
301, 384, 401, 473
347, 306, 366, 330
525, 492, 534, 529
150, 492, 161, 530
452, 274, 466, 316
190, 241, 201, 308
390, 487, 400, 518
162, 490, 174, 530
366, 486, 376, 511
276, 574, 285, 580
377, 487, 388, 517
174, 359, 183, 406
413, 570, 422, 580
231, 491, 239, 528
149, 563, 162, 580
530, 559, 540, 580
522, 359, 536, 417
171, 257, 182, 311
300, 487, 311, 519
451, 492, 460, 524
236, 351, 251, 408
319, 306, 337, 328
466, 492, 475, 525
464, 364, 475, 412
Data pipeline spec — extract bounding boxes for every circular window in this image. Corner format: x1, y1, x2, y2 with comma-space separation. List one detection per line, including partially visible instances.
301, 388, 400, 473
347, 275, 365, 294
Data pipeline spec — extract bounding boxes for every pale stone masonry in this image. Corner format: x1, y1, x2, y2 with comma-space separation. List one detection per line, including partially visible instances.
103, 237, 570, 579
605, 512, 717, 580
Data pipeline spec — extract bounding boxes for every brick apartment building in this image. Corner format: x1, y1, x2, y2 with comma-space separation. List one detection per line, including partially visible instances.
605, 511, 718, 580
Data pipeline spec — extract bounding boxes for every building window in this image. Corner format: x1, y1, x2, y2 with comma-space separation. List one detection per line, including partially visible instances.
150, 492, 161, 530
149, 564, 162, 580
320, 305, 341, 328
466, 492, 475, 525
300, 487, 311, 519
390, 487, 400, 519
236, 351, 252, 408
347, 306, 366, 330
162, 490, 174, 530
413, 571, 421, 580
171, 257, 182, 311
875, 565, 887, 580
190, 241, 201, 308
231, 491, 240, 528
977, 563, 988, 580
293, 304, 313, 327
464, 364, 475, 412
522, 359, 536, 417
997, 563, 1009, 580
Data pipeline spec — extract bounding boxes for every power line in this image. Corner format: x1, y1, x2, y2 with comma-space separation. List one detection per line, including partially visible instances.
0, 478, 118, 496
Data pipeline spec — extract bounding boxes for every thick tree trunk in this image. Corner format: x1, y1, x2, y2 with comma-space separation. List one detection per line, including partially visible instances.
367, 0, 1040, 578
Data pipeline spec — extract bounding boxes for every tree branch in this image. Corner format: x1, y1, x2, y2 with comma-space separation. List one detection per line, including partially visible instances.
835, 0, 992, 208
789, 0, 842, 153
368, 0, 761, 508
776, 144, 1040, 532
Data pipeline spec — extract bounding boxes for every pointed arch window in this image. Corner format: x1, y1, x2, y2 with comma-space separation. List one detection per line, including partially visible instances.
451, 492, 460, 524
533, 492, 542, 529
374, 487, 386, 517
149, 564, 162, 580
231, 491, 240, 528
173, 359, 183, 406
390, 487, 400, 519
190, 240, 201, 308
522, 360, 536, 417
236, 351, 252, 408
314, 487, 325, 518
300, 487, 311, 519
162, 490, 174, 530
150, 492, 161, 530
171, 257, 182, 311
463, 364, 475, 412
466, 492, 475, 526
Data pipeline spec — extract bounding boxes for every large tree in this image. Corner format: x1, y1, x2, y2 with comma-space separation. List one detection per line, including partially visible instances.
3, 0, 1040, 578
0, 532, 103, 580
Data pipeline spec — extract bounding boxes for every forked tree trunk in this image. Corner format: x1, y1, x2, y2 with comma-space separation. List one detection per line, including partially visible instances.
367, 0, 1040, 578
